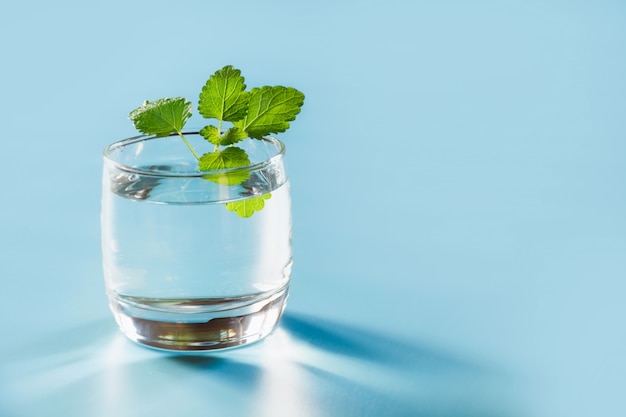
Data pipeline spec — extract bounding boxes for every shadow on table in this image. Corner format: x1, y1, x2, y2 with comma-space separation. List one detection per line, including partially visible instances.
276, 312, 520, 417
281, 312, 484, 372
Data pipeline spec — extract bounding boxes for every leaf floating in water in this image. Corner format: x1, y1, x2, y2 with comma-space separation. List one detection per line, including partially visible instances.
226, 194, 271, 217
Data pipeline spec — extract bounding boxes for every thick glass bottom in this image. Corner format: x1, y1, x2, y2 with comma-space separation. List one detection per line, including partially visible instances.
107, 285, 289, 351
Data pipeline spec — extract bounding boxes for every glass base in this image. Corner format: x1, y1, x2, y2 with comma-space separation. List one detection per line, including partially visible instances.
108, 285, 289, 351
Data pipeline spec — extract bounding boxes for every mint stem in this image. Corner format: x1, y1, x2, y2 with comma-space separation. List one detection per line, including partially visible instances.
177, 132, 200, 160
214, 120, 223, 152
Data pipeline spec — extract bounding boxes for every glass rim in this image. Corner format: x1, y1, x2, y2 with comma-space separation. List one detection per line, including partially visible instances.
103, 131, 286, 178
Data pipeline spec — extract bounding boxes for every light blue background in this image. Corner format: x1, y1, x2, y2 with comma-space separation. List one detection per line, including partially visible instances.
1, 1, 624, 416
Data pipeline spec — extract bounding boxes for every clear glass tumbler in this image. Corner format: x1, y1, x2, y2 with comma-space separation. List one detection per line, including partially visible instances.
101, 131, 292, 351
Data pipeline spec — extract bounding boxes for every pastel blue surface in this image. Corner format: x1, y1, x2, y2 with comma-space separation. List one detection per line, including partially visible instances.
1, 1, 625, 416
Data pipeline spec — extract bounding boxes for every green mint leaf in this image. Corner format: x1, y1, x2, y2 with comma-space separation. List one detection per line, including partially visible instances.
198, 146, 251, 185
220, 127, 248, 145
198, 146, 250, 170
226, 194, 271, 218
198, 65, 249, 122
233, 86, 305, 139
200, 125, 248, 146
129, 97, 192, 137
199, 125, 221, 145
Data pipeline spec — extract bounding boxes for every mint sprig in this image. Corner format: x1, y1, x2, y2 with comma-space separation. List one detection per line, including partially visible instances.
128, 65, 304, 217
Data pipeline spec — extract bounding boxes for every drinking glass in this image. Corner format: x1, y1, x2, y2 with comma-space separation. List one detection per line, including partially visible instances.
101, 131, 292, 351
